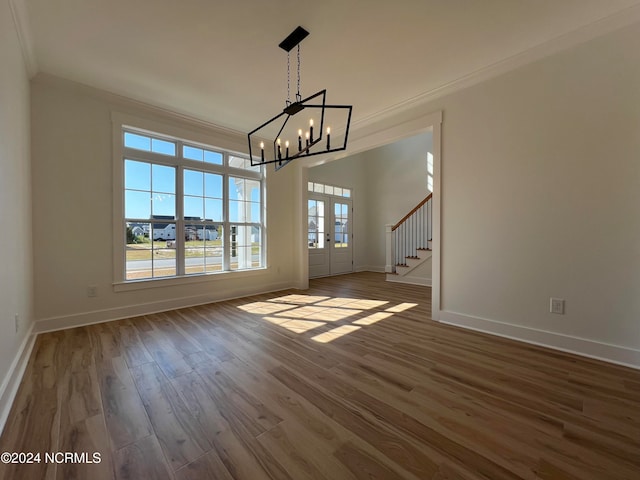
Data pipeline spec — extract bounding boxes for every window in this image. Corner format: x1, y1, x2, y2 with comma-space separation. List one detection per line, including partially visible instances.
307, 181, 351, 198
119, 127, 264, 282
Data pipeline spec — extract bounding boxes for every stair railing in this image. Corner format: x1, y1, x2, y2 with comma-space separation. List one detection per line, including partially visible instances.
385, 193, 432, 273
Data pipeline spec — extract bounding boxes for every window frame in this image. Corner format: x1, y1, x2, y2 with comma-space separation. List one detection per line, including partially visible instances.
112, 113, 266, 291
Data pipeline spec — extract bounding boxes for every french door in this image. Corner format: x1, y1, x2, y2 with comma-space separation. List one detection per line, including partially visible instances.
308, 193, 353, 278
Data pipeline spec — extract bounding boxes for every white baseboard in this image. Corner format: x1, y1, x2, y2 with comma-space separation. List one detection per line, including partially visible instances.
439, 310, 640, 370
35, 281, 295, 334
0, 324, 37, 436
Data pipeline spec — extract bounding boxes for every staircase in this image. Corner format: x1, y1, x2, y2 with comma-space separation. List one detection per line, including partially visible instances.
385, 193, 432, 285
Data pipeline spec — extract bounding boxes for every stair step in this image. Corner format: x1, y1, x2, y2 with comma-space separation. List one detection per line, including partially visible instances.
391, 247, 433, 279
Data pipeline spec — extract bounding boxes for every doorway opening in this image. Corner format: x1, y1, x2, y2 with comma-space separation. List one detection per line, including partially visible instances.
298, 110, 442, 318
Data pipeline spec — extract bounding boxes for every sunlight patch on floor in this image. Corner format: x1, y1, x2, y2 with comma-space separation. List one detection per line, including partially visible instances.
274, 306, 361, 322
343, 299, 389, 309
237, 301, 296, 315
238, 293, 419, 343
385, 302, 418, 313
263, 317, 326, 333
314, 297, 362, 307
311, 325, 361, 343
268, 294, 330, 305
353, 312, 393, 326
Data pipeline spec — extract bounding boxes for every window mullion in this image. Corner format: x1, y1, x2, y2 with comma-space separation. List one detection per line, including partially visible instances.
176, 164, 185, 276
223, 167, 230, 271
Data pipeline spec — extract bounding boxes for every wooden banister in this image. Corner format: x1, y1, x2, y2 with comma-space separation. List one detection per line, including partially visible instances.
391, 193, 432, 231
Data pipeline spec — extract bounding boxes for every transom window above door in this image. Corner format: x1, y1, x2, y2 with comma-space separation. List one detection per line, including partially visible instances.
308, 182, 351, 198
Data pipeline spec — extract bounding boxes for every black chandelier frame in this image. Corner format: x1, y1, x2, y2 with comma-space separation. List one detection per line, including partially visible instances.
247, 26, 353, 170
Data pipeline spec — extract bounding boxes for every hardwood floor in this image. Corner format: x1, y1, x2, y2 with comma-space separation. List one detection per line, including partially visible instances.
1, 272, 639, 479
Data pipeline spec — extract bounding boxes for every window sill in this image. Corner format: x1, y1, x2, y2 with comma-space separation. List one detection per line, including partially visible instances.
113, 267, 268, 292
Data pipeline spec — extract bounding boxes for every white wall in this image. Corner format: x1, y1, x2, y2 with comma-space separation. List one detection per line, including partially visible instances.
311, 22, 640, 366
0, 0, 34, 428
30, 75, 298, 331
424, 23, 640, 363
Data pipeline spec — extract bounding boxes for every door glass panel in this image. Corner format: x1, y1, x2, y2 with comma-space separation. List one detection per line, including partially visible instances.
308, 199, 325, 248
334, 202, 349, 248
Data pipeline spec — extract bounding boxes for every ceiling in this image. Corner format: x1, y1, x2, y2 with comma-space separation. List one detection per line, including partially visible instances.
20, 0, 640, 134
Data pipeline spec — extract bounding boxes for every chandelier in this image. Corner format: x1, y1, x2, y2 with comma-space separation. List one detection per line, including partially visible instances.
247, 26, 353, 170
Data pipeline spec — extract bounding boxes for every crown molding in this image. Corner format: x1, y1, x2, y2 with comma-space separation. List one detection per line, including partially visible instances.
32, 73, 247, 146
354, 3, 640, 131
8, 0, 38, 78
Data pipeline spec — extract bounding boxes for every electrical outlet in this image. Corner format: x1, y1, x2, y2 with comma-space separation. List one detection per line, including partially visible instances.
550, 297, 565, 315
14, 314, 19, 333
87, 285, 98, 297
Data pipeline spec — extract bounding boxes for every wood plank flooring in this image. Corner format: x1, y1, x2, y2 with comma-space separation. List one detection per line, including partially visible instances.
1, 272, 639, 479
